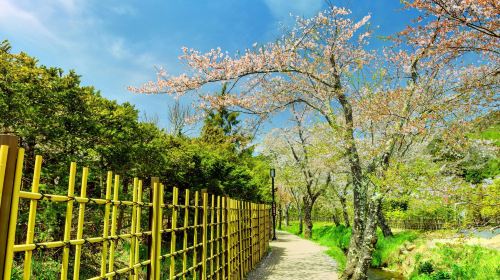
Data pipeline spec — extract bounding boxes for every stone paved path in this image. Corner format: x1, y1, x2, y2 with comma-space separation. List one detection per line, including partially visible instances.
247, 230, 338, 280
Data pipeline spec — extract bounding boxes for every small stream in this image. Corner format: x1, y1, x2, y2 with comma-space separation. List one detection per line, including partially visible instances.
368, 268, 405, 280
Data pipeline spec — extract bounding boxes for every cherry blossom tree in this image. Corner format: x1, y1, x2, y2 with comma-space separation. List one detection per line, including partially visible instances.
263, 105, 334, 239
402, 0, 499, 64
130, 4, 496, 279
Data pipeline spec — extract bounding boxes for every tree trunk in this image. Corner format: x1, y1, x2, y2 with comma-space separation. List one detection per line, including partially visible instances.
340, 197, 350, 228
332, 210, 341, 226
378, 210, 393, 237
352, 201, 380, 280
336, 91, 373, 280
278, 205, 282, 230
342, 200, 381, 280
303, 197, 314, 239
298, 208, 303, 235
285, 204, 290, 227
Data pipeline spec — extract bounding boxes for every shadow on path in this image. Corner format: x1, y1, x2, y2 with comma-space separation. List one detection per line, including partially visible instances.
247, 231, 338, 280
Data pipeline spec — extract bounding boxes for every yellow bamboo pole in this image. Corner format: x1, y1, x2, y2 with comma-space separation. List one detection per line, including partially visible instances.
250, 203, 253, 268
129, 178, 139, 280
209, 194, 215, 278
245, 202, 249, 273
22, 155, 42, 280
101, 171, 113, 277
201, 192, 208, 280
258, 204, 261, 260
216, 196, 221, 280
150, 182, 159, 280
0, 145, 9, 206
155, 183, 164, 280
221, 197, 226, 280
237, 201, 243, 279
2, 148, 24, 280
108, 175, 120, 278
227, 198, 234, 279
192, 191, 199, 280
133, 180, 143, 280
182, 189, 190, 280
61, 162, 77, 280
73, 167, 89, 280
170, 186, 179, 280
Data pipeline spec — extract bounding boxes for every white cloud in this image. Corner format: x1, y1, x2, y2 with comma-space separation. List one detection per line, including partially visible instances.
0, 0, 161, 103
263, 0, 323, 19
0, 0, 63, 44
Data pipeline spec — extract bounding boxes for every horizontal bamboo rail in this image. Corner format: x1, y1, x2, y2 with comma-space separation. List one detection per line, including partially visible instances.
0, 143, 271, 280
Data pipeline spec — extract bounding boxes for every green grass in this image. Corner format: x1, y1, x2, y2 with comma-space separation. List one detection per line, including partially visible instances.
372, 230, 418, 267
410, 244, 500, 280
468, 123, 500, 146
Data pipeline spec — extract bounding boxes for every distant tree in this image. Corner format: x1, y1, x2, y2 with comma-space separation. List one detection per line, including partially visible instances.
167, 99, 191, 136
200, 83, 247, 148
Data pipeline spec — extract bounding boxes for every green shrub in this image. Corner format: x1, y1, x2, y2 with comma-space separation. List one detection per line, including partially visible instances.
418, 261, 434, 275
432, 271, 451, 280
372, 230, 418, 267
411, 244, 500, 280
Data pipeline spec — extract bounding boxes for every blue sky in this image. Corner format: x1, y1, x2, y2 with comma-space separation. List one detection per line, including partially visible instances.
0, 0, 416, 132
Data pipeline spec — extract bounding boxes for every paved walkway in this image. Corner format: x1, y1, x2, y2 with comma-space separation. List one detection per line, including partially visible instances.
247, 231, 338, 280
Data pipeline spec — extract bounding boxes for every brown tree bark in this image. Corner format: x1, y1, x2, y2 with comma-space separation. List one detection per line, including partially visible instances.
298, 207, 303, 235
378, 210, 393, 237
285, 203, 290, 227
303, 197, 313, 239
332, 209, 341, 226
278, 205, 282, 230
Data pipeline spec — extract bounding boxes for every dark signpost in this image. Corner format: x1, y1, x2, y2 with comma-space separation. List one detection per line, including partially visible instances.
270, 168, 277, 240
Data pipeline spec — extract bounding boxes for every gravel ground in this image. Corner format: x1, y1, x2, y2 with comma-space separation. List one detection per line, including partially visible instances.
247, 230, 338, 280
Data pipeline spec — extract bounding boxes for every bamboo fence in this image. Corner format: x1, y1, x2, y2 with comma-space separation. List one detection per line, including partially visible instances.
0, 138, 271, 280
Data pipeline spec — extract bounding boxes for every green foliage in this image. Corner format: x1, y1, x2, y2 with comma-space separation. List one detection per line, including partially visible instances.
200, 83, 246, 148
372, 231, 418, 267
418, 261, 434, 275
411, 244, 500, 280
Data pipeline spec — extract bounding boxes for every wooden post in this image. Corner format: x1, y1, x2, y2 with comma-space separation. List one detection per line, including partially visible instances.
221, 197, 227, 280
201, 191, 208, 280
209, 195, 215, 278
147, 177, 159, 280
216, 196, 221, 280
133, 180, 143, 280
129, 178, 139, 279
182, 189, 190, 280
170, 187, 179, 280
101, 172, 113, 277
108, 175, 120, 278
73, 167, 89, 280
237, 201, 243, 279
24, 155, 43, 279
227, 199, 232, 280
2, 147, 24, 280
0, 134, 18, 278
192, 191, 199, 280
